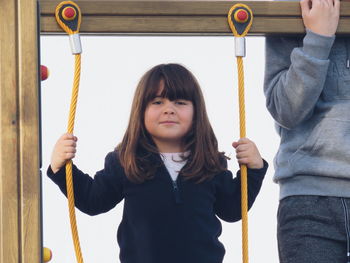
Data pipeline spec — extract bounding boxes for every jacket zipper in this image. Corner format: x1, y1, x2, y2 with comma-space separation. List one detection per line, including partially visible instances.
172, 180, 182, 204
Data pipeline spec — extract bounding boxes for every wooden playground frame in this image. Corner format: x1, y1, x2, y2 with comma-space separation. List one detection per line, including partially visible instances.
1, 0, 350, 262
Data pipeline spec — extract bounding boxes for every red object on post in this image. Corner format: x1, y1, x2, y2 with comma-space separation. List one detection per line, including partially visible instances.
234, 9, 249, 23
63, 7, 76, 20
40, 65, 49, 81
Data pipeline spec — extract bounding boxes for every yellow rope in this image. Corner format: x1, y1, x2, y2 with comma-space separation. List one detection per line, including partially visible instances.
227, 4, 253, 263
237, 56, 249, 263
55, 2, 84, 263
65, 54, 83, 263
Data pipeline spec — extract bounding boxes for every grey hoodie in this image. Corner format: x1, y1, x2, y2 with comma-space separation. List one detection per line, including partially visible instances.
264, 29, 350, 200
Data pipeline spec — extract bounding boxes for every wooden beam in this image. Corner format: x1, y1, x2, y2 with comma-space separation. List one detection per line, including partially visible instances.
0, 0, 41, 262
39, 0, 350, 35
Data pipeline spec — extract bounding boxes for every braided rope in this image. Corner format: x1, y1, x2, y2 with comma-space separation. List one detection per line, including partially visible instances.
237, 56, 249, 263
227, 4, 253, 263
55, 2, 84, 263
65, 54, 83, 263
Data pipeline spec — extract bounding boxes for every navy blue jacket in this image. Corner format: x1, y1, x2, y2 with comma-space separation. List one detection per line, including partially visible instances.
47, 151, 267, 263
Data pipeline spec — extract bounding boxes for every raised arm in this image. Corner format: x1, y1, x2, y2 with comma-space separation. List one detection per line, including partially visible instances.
264, 0, 339, 129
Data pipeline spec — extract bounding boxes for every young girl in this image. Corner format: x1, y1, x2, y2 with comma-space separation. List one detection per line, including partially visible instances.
48, 63, 268, 263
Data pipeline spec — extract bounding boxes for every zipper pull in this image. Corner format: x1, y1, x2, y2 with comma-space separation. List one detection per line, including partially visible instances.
347, 59, 350, 69
172, 180, 182, 204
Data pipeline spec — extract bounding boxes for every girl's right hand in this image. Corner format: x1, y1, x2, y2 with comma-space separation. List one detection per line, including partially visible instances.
50, 133, 78, 173
232, 138, 264, 169
300, 0, 340, 37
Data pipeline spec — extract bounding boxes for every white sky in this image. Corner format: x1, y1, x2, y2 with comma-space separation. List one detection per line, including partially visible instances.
40, 35, 280, 263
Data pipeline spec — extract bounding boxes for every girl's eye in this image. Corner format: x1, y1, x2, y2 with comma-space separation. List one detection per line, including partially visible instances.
175, 100, 187, 105
152, 100, 162, 105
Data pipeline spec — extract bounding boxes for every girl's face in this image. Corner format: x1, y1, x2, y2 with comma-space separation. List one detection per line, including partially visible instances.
144, 80, 194, 153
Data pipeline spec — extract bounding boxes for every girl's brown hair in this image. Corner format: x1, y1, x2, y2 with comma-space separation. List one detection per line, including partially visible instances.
117, 63, 227, 183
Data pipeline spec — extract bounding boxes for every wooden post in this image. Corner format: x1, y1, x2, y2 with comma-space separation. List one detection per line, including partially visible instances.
0, 0, 41, 262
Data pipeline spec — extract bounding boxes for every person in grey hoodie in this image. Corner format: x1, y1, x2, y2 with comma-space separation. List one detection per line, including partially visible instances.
264, 0, 350, 262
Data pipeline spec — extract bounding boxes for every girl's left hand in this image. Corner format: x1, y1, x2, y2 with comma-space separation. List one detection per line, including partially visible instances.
232, 138, 264, 169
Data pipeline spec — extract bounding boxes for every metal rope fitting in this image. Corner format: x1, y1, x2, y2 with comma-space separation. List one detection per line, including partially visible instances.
69, 33, 82, 54
235, 37, 245, 57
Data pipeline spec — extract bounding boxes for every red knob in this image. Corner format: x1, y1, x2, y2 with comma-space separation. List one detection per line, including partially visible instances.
62, 7, 76, 21
234, 9, 248, 23
40, 65, 49, 81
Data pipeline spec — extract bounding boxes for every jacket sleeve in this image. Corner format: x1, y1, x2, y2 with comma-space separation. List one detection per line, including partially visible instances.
47, 151, 124, 216
214, 160, 268, 222
264, 30, 335, 129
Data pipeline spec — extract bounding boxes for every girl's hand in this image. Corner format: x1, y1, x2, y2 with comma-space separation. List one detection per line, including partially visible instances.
300, 0, 340, 37
50, 133, 78, 173
232, 138, 264, 169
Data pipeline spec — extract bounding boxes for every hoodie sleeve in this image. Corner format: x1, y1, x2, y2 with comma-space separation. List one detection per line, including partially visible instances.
264, 30, 335, 129
47, 151, 124, 216
214, 160, 268, 222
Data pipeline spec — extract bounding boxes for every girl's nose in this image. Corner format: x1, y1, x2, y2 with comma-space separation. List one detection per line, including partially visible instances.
163, 102, 175, 114
164, 108, 175, 114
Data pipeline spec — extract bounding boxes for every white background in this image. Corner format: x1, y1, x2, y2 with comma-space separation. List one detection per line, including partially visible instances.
40, 35, 280, 263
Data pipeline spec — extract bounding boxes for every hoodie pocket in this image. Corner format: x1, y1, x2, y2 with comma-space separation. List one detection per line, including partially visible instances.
288, 122, 322, 163
289, 118, 350, 174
